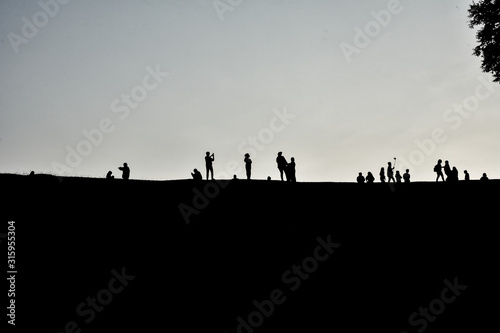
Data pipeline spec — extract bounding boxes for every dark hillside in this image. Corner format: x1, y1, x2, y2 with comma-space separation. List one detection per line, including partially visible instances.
1, 174, 498, 332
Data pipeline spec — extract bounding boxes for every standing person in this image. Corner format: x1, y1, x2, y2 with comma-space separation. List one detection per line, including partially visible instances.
118, 163, 130, 180
205, 151, 214, 180
287, 157, 296, 182
244, 153, 252, 180
444, 160, 451, 181
379, 167, 386, 183
464, 170, 470, 181
276, 152, 288, 181
434, 159, 445, 182
403, 169, 411, 183
451, 167, 459, 182
395, 170, 402, 183
387, 162, 395, 183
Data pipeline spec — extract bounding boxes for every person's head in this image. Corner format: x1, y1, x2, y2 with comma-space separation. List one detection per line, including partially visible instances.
194, 168, 198, 172
291, 157, 295, 162
123, 163, 128, 167
245, 153, 250, 158
267, 176, 271, 181
396, 170, 400, 174
445, 160, 449, 164
483, 173, 487, 177
438, 159, 442, 164
206, 151, 210, 156
388, 162, 392, 166
359, 172, 362, 176
278, 152, 282, 156
464, 170, 468, 174
406, 169, 409, 173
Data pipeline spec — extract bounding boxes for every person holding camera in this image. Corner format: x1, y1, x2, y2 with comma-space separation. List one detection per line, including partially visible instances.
205, 152, 215, 180
118, 163, 130, 180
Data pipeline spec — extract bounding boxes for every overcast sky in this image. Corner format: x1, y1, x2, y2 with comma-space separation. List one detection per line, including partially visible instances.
1, 0, 499, 182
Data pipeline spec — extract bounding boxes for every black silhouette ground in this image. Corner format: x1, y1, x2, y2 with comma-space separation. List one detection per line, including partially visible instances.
1, 173, 498, 332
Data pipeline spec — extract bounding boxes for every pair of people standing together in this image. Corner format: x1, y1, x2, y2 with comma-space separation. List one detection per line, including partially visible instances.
276, 152, 296, 182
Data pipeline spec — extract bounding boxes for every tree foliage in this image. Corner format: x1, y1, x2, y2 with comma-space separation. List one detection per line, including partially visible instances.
468, 0, 500, 83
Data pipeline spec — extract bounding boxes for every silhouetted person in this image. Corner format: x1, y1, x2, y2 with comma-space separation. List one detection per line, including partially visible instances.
403, 169, 410, 183
244, 153, 252, 180
118, 163, 130, 180
233, 174, 238, 180
29, 171, 35, 177
276, 152, 288, 181
205, 152, 214, 180
480, 173, 489, 181
464, 170, 470, 181
451, 167, 459, 182
191, 168, 202, 181
434, 159, 444, 182
387, 162, 395, 183
267, 176, 271, 181
287, 157, 296, 182
380, 167, 386, 183
357, 172, 365, 184
366, 172, 375, 184
106, 171, 114, 180
395, 170, 402, 183
444, 160, 451, 181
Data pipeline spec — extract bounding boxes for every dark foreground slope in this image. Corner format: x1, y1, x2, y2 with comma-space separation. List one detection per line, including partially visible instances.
1, 174, 498, 332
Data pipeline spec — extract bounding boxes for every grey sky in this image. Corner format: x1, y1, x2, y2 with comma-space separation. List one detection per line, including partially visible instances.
1, 0, 499, 181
